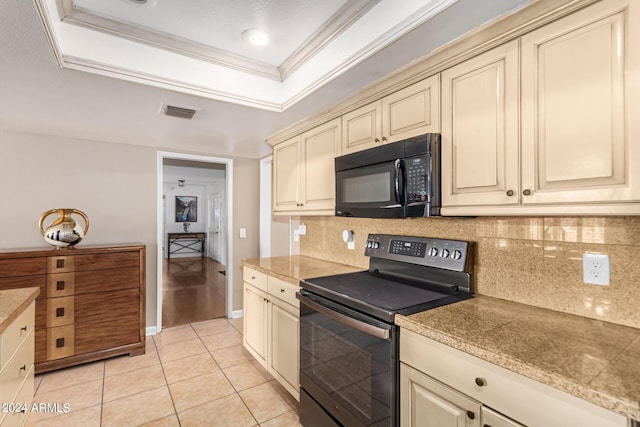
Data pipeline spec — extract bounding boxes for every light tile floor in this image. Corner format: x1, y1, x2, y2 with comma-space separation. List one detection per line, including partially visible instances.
33, 317, 301, 427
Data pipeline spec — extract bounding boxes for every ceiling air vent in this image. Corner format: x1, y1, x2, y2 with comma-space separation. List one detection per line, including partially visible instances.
161, 104, 197, 120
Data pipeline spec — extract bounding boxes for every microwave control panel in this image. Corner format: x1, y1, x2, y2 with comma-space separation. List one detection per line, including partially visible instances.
405, 156, 429, 203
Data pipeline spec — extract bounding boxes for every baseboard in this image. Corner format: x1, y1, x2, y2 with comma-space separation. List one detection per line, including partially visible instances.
230, 309, 243, 319
146, 326, 159, 336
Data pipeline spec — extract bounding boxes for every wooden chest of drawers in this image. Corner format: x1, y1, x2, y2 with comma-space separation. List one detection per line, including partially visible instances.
0, 245, 146, 374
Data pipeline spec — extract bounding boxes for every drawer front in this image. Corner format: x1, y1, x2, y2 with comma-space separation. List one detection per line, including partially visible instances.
0, 258, 46, 278
46, 297, 74, 327
243, 267, 268, 291
400, 329, 626, 427
0, 303, 35, 369
47, 256, 75, 274
0, 329, 34, 406
75, 252, 140, 271
0, 365, 34, 427
0, 275, 46, 298
46, 273, 74, 298
267, 276, 300, 308
74, 288, 139, 324
74, 267, 139, 294
46, 325, 74, 360
75, 315, 140, 355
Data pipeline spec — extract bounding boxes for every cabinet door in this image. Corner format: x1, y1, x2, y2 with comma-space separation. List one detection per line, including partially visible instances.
521, 0, 640, 205
482, 407, 525, 427
269, 299, 299, 399
441, 40, 519, 207
401, 363, 481, 427
243, 284, 268, 366
300, 118, 341, 213
382, 75, 440, 143
341, 101, 382, 154
272, 136, 301, 212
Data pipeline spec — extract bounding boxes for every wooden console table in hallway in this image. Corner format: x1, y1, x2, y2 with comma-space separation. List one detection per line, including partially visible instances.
168, 232, 206, 259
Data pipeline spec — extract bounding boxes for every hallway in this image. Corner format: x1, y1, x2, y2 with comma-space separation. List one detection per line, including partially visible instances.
162, 256, 227, 328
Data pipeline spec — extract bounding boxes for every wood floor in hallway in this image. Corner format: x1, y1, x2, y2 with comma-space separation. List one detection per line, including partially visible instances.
162, 256, 227, 328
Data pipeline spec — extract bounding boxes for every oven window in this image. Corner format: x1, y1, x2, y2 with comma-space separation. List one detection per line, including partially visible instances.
300, 304, 394, 426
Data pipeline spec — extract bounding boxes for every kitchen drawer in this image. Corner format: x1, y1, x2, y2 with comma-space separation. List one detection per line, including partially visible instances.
243, 267, 268, 291
0, 329, 34, 406
46, 272, 74, 298
0, 365, 34, 427
46, 296, 74, 327
46, 256, 74, 274
74, 288, 139, 324
75, 315, 140, 355
267, 276, 300, 308
46, 325, 74, 360
400, 328, 626, 427
0, 258, 46, 278
0, 303, 35, 369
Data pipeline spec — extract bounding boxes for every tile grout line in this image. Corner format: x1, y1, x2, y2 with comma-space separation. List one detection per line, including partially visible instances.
100, 361, 105, 427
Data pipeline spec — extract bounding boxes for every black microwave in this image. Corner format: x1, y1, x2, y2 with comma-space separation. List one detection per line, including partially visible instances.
335, 133, 440, 218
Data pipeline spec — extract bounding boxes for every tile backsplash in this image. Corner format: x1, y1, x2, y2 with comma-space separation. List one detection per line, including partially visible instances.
298, 216, 640, 329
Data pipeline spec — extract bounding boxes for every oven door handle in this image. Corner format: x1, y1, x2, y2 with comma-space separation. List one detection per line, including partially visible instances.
297, 293, 390, 340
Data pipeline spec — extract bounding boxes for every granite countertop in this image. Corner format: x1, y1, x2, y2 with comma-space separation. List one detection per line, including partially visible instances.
396, 295, 640, 421
0, 287, 40, 334
241, 255, 363, 285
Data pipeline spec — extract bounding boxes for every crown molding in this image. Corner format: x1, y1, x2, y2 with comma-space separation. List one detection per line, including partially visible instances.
56, 0, 282, 81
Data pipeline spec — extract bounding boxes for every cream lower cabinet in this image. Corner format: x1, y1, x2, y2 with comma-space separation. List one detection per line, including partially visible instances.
242, 267, 300, 400
272, 118, 341, 215
442, 0, 640, 215
400, 328, 626, 427
341, 75, 440, 155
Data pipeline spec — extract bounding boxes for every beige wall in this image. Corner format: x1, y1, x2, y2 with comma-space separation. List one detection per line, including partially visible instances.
0, 130, 260, 326
298, 216, 640, 329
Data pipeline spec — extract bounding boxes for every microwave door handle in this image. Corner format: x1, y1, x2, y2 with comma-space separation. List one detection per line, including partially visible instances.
394, 159, 405, 204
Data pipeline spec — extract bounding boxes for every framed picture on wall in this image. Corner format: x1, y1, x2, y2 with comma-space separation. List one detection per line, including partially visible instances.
175, 196, 197, 222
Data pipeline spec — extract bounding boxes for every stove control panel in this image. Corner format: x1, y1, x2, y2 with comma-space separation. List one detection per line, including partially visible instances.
365, 234, 470, 272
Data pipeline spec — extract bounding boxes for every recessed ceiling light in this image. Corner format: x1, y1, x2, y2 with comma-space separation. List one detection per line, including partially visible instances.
121, 0, 157, 8
242, 28, 269, 46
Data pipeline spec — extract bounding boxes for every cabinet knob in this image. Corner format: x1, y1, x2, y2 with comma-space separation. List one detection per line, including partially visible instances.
506, 189, 514, 197
382, 136, 388, 142
483, 425, 491, 427
523, 189, 532, 196
251, 276, 256, 280
475, 377, 486, 387
374, 138, 381, 143
280, 288, 285, 293
19, 364, 26, 372
466, 411, 475, 420
20, 325, 27, 332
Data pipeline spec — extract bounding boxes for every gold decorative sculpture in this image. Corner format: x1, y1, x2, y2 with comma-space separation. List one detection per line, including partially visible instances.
39, 209, 90, 248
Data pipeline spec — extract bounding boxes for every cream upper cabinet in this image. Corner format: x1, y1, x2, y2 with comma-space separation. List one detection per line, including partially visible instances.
342, 75, 440, 155
442, 0, 640, 215
520, 0, 640, 205
272, 118, 341, 215
441, 40, 519, 207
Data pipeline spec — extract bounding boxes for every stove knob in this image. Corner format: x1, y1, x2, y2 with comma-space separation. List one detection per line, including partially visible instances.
367, 241, 372, 248
440, 249, 450, 258
452, 250, 462, 260
428, 247, 438, 257
373, 242, 380, 249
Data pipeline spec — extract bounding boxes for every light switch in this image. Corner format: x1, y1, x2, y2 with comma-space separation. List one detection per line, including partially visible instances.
239, 228, 247, 239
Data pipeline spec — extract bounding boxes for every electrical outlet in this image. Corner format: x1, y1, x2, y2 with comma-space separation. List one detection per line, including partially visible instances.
582, 254, 610, 286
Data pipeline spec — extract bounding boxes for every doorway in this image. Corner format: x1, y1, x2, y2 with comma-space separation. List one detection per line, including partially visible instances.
156, 152, 234, 333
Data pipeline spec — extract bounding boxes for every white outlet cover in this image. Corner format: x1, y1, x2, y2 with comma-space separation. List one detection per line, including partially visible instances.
582, 253, 610, 285
298, 223, 307, 235
239, 227, 247, 239
293, 230, 300, 243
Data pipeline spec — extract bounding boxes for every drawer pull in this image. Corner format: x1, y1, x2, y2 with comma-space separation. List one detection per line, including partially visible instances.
56, 338, 65, 348
57, 280, 66, 290
56, 307, 65, 317
280, 288, 285, 293
19, 364, 26, 372
466, 411, 475, 420
57, 259, 65, 268
251, 276, 256, 280
20, 325, 27, 332
475, 377, 486, 387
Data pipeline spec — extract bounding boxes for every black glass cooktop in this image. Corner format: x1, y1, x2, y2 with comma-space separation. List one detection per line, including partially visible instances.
300, 270, 470, 323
